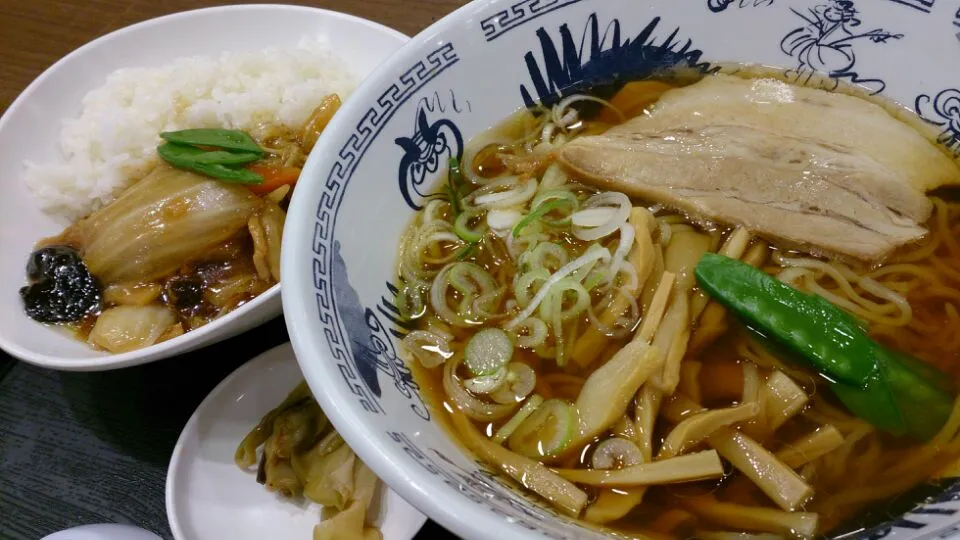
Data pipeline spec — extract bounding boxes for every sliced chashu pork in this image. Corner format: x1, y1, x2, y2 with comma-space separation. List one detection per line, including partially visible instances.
558, 74, 960, 263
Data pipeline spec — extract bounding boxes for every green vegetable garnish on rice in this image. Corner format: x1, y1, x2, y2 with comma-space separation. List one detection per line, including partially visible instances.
160, 128, 265, 154
157, 128, 265, 184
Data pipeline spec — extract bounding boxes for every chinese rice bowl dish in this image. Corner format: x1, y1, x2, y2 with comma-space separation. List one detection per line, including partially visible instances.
19, 39, 357, 353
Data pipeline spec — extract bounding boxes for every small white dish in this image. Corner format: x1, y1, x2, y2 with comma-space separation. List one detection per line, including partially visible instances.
0, 4, 408, 371
165, 342, 427, 540
41, 524, 162, 540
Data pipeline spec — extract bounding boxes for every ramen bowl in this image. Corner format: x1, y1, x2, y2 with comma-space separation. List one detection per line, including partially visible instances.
282, 0, 960, 538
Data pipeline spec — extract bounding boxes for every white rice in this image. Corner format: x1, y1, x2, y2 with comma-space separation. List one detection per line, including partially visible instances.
26, 36, 359, 220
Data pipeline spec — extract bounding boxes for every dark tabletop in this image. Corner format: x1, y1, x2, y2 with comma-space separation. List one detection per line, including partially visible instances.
0, 318, 456, 540
0, 0, 464, 538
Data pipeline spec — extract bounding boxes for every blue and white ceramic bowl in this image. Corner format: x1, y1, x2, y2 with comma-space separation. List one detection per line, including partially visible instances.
281, 1, 960, 538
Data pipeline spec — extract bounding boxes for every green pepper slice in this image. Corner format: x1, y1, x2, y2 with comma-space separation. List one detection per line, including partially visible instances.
696, 252, 876, 387
157, 143, 262, 166
695, 253, 954, 441
158, 143, 263, 184
160, 128, 264, 155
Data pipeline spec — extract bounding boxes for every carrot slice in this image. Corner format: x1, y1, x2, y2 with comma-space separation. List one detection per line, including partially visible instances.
246, 165, 302, 196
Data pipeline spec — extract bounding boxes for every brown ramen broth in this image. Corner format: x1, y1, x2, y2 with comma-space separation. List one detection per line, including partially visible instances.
394, 71, 960, 539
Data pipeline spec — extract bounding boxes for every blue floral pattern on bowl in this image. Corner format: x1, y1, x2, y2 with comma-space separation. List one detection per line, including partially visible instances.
284, 1, 960, 538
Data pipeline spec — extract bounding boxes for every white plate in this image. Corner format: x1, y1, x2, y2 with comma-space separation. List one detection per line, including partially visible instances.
165, 343, 426, 540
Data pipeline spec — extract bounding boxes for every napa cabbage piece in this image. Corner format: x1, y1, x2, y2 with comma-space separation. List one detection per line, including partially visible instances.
313, 460, 381, 540
87, 305, 176, 353
102, 283, 163, 307
235, 381, 312, 468
74, 163, 261, 284
236, 381, 385, 540
304, 443, 356, 509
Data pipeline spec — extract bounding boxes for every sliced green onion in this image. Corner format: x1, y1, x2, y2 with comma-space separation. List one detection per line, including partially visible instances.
464, 328, 514, 376
539, 279, 591, 322
531, 189, 579, 227
612, 261, 640, 293
447, 157, 464, 216
487, 209, 523, 233
422, 199, 448, 224
491, 363, 537, 404
586, 286, 640, 339
513, 199, 566, 237
425, 317, 455, 341
531, 189, 577, 208
512, 317, 549, 348
430, 262, 499, 327
515, 268, 550, 308
583, 269, 610, 291
448, 157, 464, 186
508, 398, 575, 459
444, 353, 516, 421
569, 250, 602, 284
513, 217, 544, 238
464, 366, 509, 394
561, 281, 591, 320
454, 208, 487, 242
448, 262, 502, 319
572, 207, 617, 227
591, 437, 644, 469
506, 219, 545, 260
448, 262, 493, 296
455, 243, 477, 261
572, 192, 631, 241
552, 298, 567, 367
611, 222, 636, 265
523, 242, 568, 273
512, 189, 578, 237
471, 286, 505, 322
493, 395, 545, 444
468, 177, 538, 209
412, 221, 461, 268
504, 247, 612, 330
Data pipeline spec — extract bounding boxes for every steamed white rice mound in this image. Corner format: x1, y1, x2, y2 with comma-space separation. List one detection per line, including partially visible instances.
26, 37, 358, 220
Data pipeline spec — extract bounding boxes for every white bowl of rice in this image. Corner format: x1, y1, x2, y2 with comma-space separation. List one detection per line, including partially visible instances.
0, 4, 407, 371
